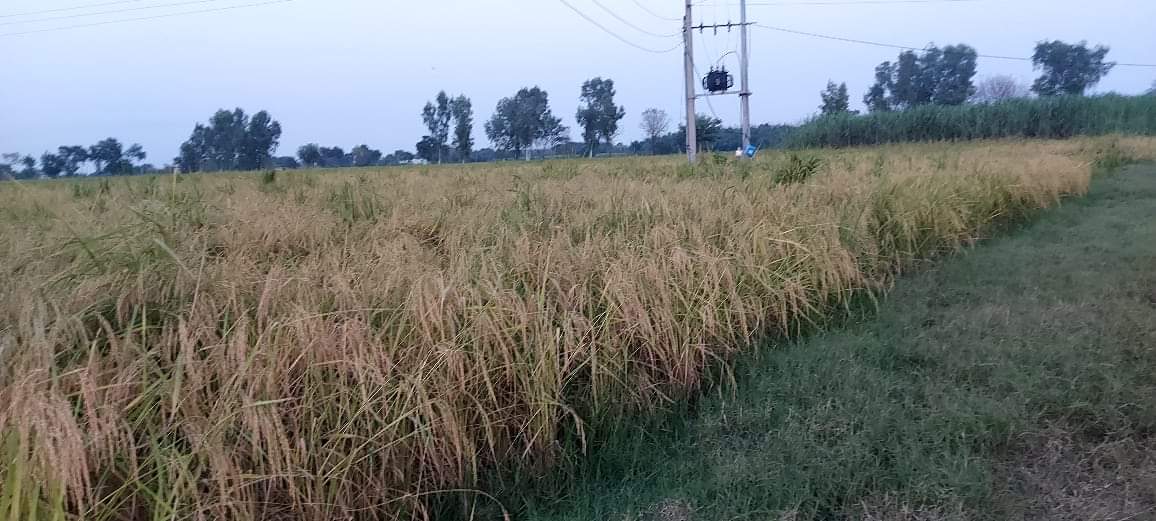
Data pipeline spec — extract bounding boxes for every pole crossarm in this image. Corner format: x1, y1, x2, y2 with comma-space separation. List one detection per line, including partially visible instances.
691, 21, 756, 31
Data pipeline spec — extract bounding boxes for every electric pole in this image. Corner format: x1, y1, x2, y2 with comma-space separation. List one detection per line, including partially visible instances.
683, 0, 697, 164
739, 0, 752, 154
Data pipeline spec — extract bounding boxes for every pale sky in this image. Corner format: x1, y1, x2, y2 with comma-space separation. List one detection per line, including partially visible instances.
2, 0, 1154, 165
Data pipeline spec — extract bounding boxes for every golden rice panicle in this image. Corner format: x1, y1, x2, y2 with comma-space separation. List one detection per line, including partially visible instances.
0, 137, 1140, 520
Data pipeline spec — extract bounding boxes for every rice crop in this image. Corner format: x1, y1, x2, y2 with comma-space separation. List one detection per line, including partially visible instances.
1, 137, 1152, 520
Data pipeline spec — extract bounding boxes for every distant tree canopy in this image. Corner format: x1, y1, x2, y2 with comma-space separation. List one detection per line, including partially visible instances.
576, 77, 626, 157
415, 137, 439, 164
420, 92, 452, 164
90, 138, 146, 176
639, 108, 671, 153
450, 95, 474, 162
864, 44, 978, 112
350, 145, 383, 167
293, 144, 386, 169
384, 150, 415, 165
1031, 41, 1115, 96
4, 140, 146, 180
177, 108, 282, 172
39, 152, 66, 178
273, 156, 300, 169
2, 153, 36, 180
652, 114, 723, 153
972, 75, 1030, 103
297, 143, 323, 168
57, 146, 89, 177
485, 86, 568, 159
819, 81, 852, 115
319, 146, 347, 168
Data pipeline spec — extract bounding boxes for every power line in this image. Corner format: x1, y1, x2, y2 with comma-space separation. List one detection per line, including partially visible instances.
557, 0, 682, 54
629, 0, 682, 22
0, 0, 148, 19
589, 0, 680, 38
0, 0, 230, 27
0, 0, 292, 37
754, 24, 1156, 67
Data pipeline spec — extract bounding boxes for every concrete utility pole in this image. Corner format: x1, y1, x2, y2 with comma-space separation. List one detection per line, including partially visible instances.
683, 0, 697, 163
739, 0, 752, 154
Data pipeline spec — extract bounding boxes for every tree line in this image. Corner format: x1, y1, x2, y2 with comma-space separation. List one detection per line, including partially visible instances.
0, 138, 148, 180
793, 40, 1154, 148
4, 39, 1151, 179
815, 40, 1120, 117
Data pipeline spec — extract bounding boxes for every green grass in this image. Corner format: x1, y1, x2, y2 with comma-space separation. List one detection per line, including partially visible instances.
789, 94, 1156, 149
522, 164, 1156, 520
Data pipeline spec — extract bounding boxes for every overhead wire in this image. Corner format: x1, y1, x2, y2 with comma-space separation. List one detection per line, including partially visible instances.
557, 0, 682, 54
0, 0, 292, 37
753, 24, 1156, 67
629, 0, 682, 22
588, 0, 680, 38
0, 0, 149, 19
0, 0, 230, 27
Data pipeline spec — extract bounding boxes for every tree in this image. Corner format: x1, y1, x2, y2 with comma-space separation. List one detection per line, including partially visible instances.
89, 138, 143, 175
319, 146, 347, 168
298, 144, 323, 167
536, 112, 569, 153
176, 108, 281, 172
932, 44, 978, 105
350, 145, 383, 167
17, 155, 37, 179
576, 77, 626, 157
672, 114, 723, 152
1031, 41, 1115, 97
819, 81, 851, 115
864, 63, 893, 113
1148, 81, 1156, 96
450, 95, 473, 162
892, 51, 922, 107
58, 146, 89, 176
205, 109, 246, 170
383, 150, 415, 165
866, 44, 977, 110
40, 152, 66, 178
237, 110, 282, 170
694, 114, 723, 151
485, 86, 569, 160
0, 155, 12, 180
415, 136, 439, 163
0, 154, 19, 180
421, 91, 452, 164
639, 108, 670, 154
272, 156, 300, 169
972, 75, 1030, 103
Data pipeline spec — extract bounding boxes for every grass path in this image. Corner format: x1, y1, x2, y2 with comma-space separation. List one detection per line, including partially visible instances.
526, 164, 1156, 520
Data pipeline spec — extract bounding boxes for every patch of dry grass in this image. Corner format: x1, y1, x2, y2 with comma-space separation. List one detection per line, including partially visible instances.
0, 137, 1152, 520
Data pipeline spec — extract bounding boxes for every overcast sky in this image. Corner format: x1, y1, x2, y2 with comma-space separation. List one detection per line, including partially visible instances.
2, 0, 1153, 164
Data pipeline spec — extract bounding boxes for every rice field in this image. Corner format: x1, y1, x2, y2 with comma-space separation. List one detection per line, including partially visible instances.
1, 137, 1153, 520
